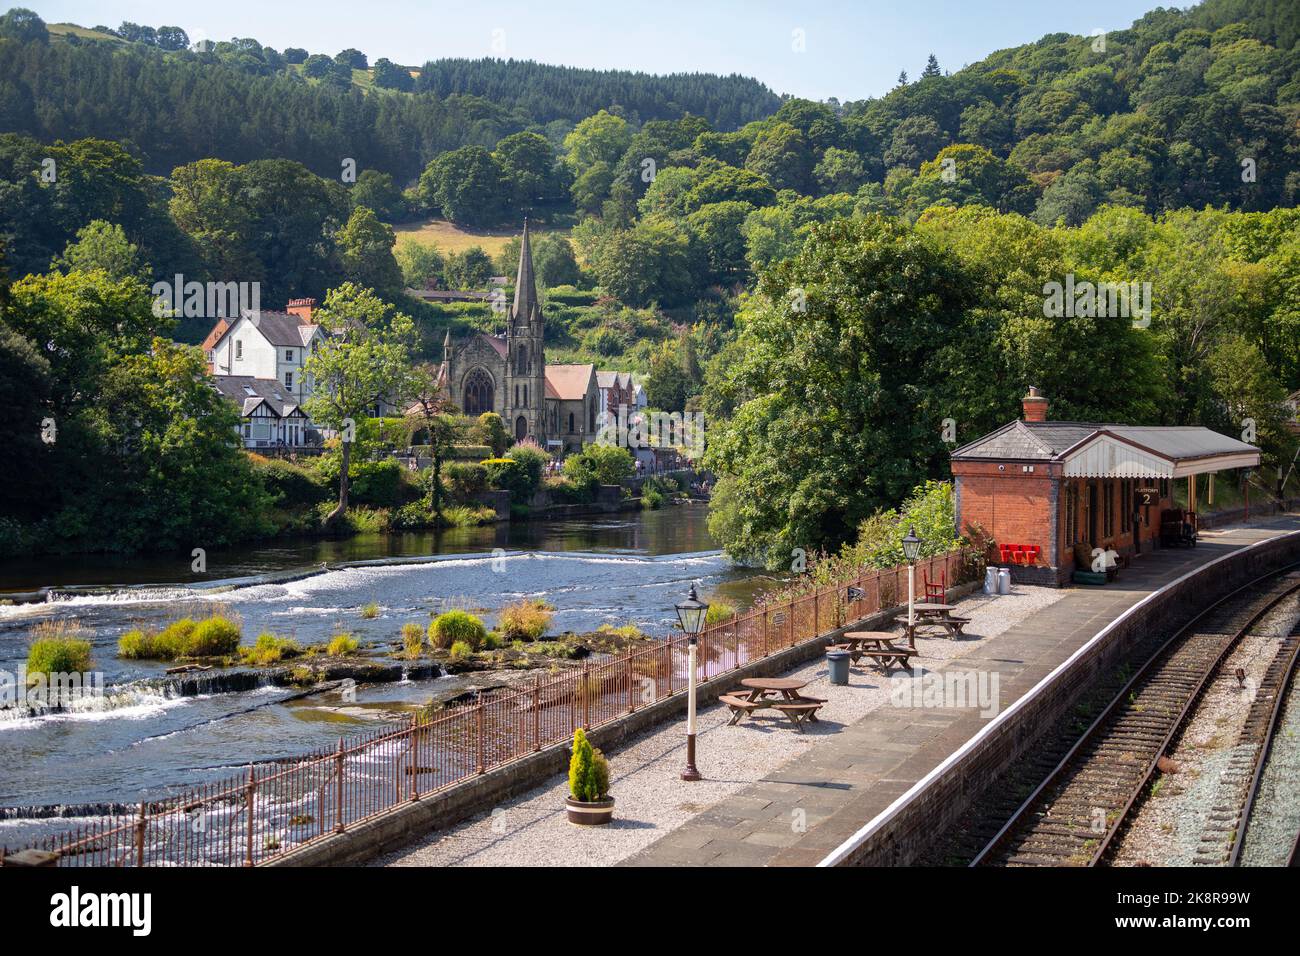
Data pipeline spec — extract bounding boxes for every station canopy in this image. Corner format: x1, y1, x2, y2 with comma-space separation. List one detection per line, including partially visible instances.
950, 422, 1261, 479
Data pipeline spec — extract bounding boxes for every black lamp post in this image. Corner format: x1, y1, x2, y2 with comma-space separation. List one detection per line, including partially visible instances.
675, 583, 709, 781
901, 525, 922, 632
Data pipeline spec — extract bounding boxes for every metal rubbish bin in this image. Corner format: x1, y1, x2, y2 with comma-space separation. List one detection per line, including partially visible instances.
826, 649, 850, 685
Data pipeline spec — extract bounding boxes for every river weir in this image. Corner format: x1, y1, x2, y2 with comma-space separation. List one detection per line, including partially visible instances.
0, 507, 764, 850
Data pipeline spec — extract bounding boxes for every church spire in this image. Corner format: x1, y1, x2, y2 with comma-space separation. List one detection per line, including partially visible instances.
510, 219, 539, 325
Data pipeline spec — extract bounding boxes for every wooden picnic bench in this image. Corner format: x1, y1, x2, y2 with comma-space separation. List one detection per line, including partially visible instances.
719, 677, 826, 732
833, 631, 919, 673
905, 604, 973, 641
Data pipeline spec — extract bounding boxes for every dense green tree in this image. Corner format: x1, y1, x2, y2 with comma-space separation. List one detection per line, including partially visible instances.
417, 146, 508, 226
335, 206, 403, 293
351, 169, 406, 222
813, 147, 868, 195
903, 144, 1038, 217
702, 216, 983, 568
395, 239, 445, 289
371, 57, 414, 91
51, 220, 148, 280
444, 246, 493, 289
0, 6, 46, 43
745, 122, 814, 193
336, 48, 368, 70
302, 283, 416, 526
493, 131, 564, 209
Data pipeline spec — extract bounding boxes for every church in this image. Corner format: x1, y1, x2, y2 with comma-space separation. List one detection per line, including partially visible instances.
439, 222, 600, 455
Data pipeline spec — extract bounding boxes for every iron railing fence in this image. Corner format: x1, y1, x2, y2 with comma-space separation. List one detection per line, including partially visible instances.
14, 549, 973, 867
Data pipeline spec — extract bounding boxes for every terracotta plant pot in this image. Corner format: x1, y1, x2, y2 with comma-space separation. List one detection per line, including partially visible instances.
565, 795, 615, 826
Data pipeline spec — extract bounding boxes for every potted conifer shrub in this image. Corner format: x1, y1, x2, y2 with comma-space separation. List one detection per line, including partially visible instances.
565, 728, 614, 825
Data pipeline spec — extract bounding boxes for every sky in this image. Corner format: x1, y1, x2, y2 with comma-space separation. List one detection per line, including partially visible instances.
30, 0, 1170, 101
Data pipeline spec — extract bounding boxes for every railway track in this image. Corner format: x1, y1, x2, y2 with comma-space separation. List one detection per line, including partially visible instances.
971, 569, 1300, 867
1192, 622, 1300, 866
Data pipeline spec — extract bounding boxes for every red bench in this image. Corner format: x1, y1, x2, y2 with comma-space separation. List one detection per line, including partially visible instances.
998, 543, 1041, 566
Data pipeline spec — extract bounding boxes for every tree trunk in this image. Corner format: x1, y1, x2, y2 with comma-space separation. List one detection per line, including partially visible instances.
429, 451, 443, 520
325, 438, 351, 528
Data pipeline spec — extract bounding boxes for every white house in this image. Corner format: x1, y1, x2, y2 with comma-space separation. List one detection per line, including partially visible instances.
207, 298, 326, 405
205, 298, 327, 447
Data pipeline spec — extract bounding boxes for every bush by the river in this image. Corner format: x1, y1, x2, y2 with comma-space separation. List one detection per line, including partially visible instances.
27, 622, 92, 677
400, 623, 425, 657
504, 440, 550, 497
497, 600, 554, 641
239, 633, 302, 666
563, 444, 634, 487
327, 633, 359, 656
247, 455, 330, 508
117, 614, 242, 660
481, 457, 530, 499
444, 462, 487, 501
429, 610, 487, 650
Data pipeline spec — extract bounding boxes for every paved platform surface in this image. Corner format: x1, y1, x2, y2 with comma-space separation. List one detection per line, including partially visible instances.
622, 514, 1300, 867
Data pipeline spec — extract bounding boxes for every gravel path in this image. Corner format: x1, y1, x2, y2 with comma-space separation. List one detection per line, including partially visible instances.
1111, 592, 1300, 866
378, 583, 1065, 867
1240, 637, 1300, 866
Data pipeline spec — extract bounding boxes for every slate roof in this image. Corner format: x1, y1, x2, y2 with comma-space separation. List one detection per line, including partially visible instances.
477, 333, 508, 358
213, 376, 304, 419
951, 420, 1258, 463
248, 311, 319, 348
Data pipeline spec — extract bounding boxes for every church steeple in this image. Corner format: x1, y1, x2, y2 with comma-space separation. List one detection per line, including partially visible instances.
510, 219, 540, 326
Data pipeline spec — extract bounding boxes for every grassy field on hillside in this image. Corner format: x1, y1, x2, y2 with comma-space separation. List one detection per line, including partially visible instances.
48, 23, 121, 42
394, 219, 569, 257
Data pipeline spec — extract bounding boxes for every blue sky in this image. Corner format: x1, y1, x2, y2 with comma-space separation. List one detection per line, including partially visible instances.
30, 0, 1169, 101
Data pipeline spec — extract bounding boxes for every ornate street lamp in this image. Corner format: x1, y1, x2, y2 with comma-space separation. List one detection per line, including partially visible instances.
902, 525, 922, 634
675, 583, 709, 782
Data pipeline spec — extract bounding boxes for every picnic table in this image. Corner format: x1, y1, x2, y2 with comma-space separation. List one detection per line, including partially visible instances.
718, 677, 825, 732
905, 603, 972, 641
830, 631, 918, 672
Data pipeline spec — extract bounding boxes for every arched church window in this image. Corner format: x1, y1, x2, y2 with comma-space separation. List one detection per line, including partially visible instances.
463, 368, 494, 416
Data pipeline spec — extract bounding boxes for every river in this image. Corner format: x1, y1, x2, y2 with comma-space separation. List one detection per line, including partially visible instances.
0, 505, 776, 845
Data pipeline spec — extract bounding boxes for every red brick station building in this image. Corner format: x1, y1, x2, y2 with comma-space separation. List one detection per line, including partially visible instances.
950, 388, 1262, 585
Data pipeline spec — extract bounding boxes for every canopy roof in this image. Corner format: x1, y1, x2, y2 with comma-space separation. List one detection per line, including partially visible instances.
952, 421, 1260, 478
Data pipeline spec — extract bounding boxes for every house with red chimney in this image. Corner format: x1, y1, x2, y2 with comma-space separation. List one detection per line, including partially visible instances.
203, 298, 327, 448
950, 387, 1261, 585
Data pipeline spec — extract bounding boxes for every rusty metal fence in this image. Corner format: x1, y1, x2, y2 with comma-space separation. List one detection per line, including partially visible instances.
17, 549, 972, 867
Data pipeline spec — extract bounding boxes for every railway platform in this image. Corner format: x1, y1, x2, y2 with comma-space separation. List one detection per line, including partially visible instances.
622, 512, 1300, 867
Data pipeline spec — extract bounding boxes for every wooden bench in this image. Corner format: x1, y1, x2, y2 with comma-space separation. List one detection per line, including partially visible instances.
719, 693, 825, 730
769, 700, 824, 731
829, 643, 916, 673
944, 615, 971, 637
718, 693, 764, 726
